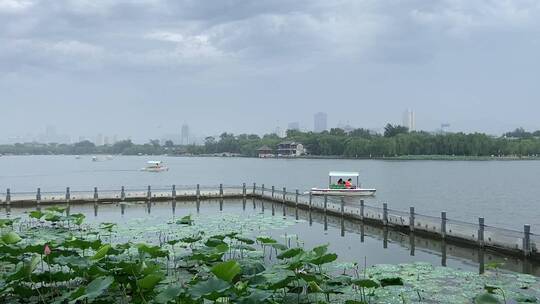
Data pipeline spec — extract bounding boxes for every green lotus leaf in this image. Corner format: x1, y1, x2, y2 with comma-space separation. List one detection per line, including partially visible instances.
309, 253, 337, 266
352, 279, 380, 289
474, 293, 502, 304
312, 244, 329, 256
70, 276, 114, 303
29, 210, 44, 219
238, 289, 272, 304
91, 244, 111, 260
154, 286, 182, 303
256, 237, 277, 244
137, 244, 168, 258
233, 236, 255, 244
190, 278, 230, 300
1, 231, 22, 244
205, 237, 226, 247
138, 273, 164, 290
8, 255, 40, 282
176, 215, 193, 226
211, 260, 241, 283
379, 277, 404, 287
277, 247, 304, 259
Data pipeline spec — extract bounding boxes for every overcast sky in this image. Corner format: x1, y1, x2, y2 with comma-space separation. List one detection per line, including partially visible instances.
1, 0, 540, 142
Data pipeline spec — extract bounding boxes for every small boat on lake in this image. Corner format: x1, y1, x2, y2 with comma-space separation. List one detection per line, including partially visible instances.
142, 161, 169, 172
310, 171, 376, 197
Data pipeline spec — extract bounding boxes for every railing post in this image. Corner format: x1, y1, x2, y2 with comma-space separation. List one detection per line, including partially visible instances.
65, 187, 70, 203
523, 224, 531, 257
383, 203, 388, 226
196, 184, 200, 199
93, 187, 98, 203
261, 184, 265, 197
360, 200, 364, 220
309, 192, 312, 210
6, 188, 10, 205
409, 207, 415, 232
252, 183, 256, 195
172, 185, 176, 200
478, 217, 485, 247
441, 211, 447, 239
340, 197, 345, 216
271, 186, 275, 198
147, 186, 152, 201
282, 187, 286, 203
243, 183, 246, 197
219, 184, 223, 198
36, 188, 41, 204
324, 195, 328, 213
121, 186, 125, 201
295, 189, 299, 205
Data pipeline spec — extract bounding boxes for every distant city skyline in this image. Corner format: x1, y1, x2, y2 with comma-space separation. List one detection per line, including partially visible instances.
3, 115, 540, 145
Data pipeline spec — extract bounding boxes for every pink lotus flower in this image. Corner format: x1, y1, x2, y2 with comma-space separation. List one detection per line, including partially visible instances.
44, 244, 51, 256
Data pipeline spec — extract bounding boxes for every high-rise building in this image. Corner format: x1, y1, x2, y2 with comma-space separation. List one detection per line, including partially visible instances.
287, 122, 300, 131
95, 133, 104, 146
45, 125, 57, 143
274, 126, 286, 138
314, 112, 327, 133
402, 109, 416, 131
181, 124, 190, 145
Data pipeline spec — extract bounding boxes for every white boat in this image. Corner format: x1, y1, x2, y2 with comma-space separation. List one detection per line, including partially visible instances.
142, 161, 169, 172
310, 171, 376, 197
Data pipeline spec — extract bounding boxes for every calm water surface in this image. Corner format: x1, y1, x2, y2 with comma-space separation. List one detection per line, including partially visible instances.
5, 199, 537, 275
0, 155, 539, 231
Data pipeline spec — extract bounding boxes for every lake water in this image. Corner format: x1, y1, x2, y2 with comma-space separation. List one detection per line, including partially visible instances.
5, 198, 537, 275
0, 155, 539, 232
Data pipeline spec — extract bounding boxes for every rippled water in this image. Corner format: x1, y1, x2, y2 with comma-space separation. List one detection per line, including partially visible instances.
0, 155, 539, 231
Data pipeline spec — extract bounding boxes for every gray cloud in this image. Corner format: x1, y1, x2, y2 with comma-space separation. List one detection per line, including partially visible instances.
1, 0, 540, 141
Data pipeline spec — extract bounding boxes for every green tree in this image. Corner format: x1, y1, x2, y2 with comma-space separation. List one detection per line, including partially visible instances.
384, 124, 409, 137
164, 140, 174, 148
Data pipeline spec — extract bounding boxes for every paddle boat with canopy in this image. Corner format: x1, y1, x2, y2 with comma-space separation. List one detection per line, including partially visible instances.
141, 161, 169, 172
310, 171, 376, 196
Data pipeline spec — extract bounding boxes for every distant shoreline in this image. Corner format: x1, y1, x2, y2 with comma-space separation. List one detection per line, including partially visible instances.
1, 153, 540, 161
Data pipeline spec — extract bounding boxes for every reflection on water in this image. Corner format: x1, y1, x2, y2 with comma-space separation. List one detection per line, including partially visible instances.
3, 198, 539, 276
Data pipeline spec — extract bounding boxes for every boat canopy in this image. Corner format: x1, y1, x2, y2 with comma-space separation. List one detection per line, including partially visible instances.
329, 171, 359, 177
147, 161, 162, 165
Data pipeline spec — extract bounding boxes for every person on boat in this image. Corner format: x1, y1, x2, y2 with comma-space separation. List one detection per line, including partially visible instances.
336, 178, 344, 188
345, 178, 352, 189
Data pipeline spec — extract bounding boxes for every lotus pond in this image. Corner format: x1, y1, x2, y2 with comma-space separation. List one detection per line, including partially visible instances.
1, 199, 539, 303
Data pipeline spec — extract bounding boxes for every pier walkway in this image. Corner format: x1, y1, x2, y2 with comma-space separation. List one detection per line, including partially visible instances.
1, 183, 538, 260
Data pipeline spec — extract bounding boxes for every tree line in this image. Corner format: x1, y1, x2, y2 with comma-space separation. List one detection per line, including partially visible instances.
1, 125, 540, 157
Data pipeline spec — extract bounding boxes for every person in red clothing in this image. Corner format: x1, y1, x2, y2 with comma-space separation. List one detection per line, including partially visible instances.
345, 178, 352, 189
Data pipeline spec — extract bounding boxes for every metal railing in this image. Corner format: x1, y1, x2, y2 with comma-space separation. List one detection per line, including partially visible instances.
1, 183, 537, 258
253, 185, 537, 258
